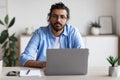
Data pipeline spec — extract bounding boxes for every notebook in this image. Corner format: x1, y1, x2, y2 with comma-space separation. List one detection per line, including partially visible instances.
44, 48, 89, 75
19, 69, 42, 77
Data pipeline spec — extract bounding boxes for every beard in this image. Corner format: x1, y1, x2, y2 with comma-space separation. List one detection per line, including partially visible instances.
51, 22, 64, 32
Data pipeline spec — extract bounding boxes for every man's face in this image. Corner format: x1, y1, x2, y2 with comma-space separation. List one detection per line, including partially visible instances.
49, 9, 68, 32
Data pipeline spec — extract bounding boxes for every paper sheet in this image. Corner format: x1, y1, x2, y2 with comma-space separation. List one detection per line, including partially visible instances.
19, 69, 42, 77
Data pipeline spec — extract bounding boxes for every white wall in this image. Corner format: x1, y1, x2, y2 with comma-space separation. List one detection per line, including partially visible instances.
116, 0, 120, 35
7, 0, 116, 36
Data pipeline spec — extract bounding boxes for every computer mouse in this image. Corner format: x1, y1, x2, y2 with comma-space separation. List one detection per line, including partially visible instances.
6, 71, 19, 76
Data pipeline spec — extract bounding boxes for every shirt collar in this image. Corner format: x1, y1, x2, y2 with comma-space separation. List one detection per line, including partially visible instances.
62, 24, 68, 36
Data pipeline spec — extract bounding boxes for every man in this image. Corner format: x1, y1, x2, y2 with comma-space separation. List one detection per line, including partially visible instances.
20, 2, 84, 68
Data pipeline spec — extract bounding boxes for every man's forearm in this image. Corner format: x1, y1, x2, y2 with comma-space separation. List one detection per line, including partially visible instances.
24, 60, 46, 68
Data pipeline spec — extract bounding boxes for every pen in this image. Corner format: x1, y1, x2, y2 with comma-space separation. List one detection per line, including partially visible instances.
26, 69, 30, 75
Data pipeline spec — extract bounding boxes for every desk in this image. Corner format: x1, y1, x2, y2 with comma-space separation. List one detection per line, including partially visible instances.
0, 67, 120, 80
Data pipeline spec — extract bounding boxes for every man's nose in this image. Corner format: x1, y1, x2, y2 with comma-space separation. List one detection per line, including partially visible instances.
56, 16, 61, 21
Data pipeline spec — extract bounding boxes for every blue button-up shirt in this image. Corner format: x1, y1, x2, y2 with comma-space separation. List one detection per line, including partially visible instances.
20, 24, 84, 66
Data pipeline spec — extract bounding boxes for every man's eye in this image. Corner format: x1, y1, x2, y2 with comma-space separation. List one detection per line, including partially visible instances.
60, 15, 66, 19
51, 15, 67, 19
52, 15, 57, 18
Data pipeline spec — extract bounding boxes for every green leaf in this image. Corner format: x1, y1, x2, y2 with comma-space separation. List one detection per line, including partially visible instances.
11, 52, 17, 60
4, 15, 9, 25
10, 43, 16, 49
4, 48, 9, 56
3, 56, 9, 65
109, 56, 113, 61
0, 20, 4, 25
91, 21, 101, 28
9, 33, 18, 42
0, 30, 8, 44
113, 57, 119, 64
10, 61, 16, 66
107, 58, 114, 66
8, 17, 15, 28
107, 56, 120, 67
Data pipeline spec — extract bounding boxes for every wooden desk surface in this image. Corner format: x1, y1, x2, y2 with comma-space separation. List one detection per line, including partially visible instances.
0, 67, 120, 80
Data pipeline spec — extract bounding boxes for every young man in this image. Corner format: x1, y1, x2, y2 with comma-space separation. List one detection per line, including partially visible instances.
20, 2, 84, 68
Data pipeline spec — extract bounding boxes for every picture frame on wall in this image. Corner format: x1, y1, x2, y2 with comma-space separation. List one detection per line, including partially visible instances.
99, 16, 113, 34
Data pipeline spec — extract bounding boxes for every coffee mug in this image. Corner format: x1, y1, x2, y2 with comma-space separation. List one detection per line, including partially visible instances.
0, 59, 3, 74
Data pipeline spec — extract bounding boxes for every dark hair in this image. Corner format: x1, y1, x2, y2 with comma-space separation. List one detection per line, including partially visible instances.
48, 2, 70, 21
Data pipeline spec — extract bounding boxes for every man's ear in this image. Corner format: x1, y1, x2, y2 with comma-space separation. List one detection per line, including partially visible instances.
47, 18, 50, 22
47, 13, 50, 22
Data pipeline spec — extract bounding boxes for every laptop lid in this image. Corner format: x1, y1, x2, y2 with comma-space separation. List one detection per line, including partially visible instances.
44, 48, 89, 75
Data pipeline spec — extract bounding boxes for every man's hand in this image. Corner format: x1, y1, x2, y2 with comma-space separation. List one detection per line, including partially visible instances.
24, 60, 46, 68
39, 62, 46, 68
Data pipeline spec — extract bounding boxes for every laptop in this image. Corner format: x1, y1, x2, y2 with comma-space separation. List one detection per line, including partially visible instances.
44, 48, 89, 75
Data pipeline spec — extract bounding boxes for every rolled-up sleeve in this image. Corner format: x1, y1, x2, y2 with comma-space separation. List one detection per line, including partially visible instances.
20, 30, 40, 66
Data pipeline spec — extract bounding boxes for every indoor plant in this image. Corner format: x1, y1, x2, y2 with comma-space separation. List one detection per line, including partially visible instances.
107, 56, 120, 77
0, 15, 18, 66
90, 21, 101, 35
